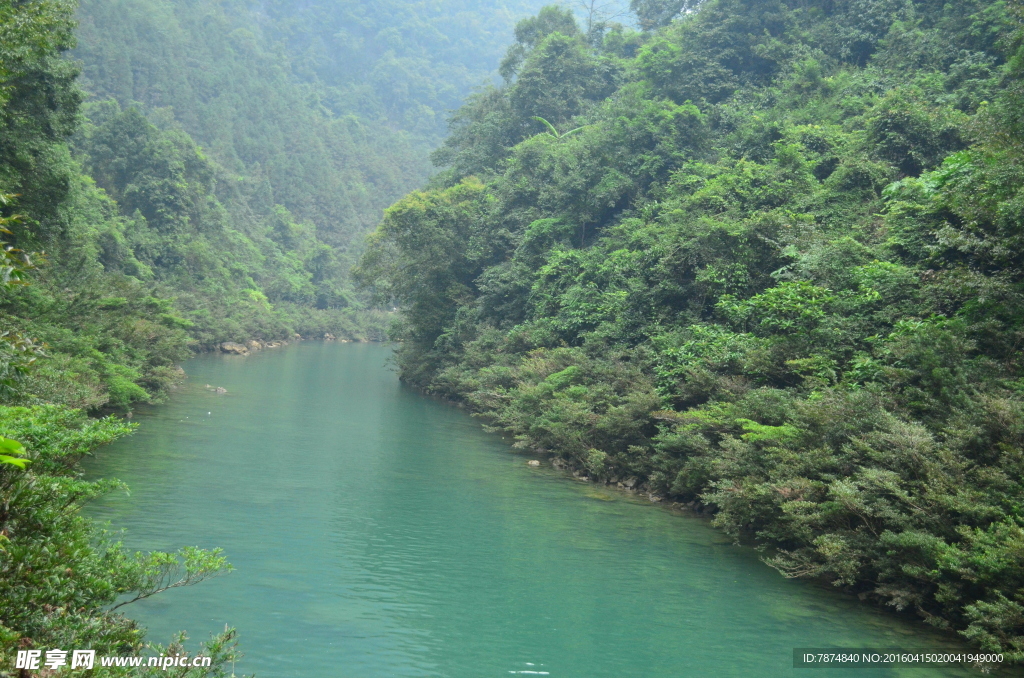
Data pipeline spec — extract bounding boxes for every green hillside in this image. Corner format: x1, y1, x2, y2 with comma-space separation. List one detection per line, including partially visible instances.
357, 0, 1024, 657
0, 0, 550, 410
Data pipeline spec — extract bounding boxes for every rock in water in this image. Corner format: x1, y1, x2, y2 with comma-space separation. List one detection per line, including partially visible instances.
220, 342, 249, 355
527, 460, 541, 467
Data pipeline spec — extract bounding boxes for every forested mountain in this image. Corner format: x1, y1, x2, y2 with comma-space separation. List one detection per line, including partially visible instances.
0, 0, 552, 410
357, 0, 1024, 658
72, 0, 561, 239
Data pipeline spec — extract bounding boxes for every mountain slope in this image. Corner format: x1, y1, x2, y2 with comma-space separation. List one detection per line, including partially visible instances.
357, 0, 1024, 657
0, 0, 552, 409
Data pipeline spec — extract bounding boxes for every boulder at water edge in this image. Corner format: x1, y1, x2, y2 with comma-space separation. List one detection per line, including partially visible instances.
220, 342, 249, 355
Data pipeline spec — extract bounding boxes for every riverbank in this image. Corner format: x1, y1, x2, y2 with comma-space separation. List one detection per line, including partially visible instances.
214, 334, 382, 357
84, 341, 1000, 678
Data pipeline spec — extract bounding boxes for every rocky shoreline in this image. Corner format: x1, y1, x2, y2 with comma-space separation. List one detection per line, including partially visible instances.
217, 333, 362, 356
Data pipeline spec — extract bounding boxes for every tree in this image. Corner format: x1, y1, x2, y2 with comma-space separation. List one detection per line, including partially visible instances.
629, 0, 698, 31
500, 5, 581, 81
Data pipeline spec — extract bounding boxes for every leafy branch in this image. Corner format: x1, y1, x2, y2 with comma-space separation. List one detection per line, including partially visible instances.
531, 116, 584, 139
111, 546, 233, 611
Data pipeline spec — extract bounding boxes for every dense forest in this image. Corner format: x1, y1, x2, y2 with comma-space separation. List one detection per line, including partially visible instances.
0, 0, 550, 671
357, 0, 1024, 660
2, 0, 554, 412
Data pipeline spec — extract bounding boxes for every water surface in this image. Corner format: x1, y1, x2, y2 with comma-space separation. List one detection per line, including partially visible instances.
85, 342, 998, 677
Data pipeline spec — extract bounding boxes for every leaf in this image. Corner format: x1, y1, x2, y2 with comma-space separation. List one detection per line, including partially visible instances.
0, 455, 30, 469
0, 437, 26, 455
531, 115, 560, 138
0, 437, 30, 468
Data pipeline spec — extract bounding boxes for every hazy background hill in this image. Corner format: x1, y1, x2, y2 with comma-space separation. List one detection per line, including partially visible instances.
72, 0, 566, 241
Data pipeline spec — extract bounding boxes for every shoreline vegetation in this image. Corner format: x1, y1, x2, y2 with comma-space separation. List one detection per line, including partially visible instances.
356, 0, 1024, 662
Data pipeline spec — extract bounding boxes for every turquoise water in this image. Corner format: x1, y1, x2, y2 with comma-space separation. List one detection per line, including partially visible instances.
84, 342, 999, 677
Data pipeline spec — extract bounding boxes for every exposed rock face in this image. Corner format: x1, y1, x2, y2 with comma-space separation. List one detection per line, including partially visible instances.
246, 340, 262, 352
324, 333, 336, 341
220, 342, 249, 355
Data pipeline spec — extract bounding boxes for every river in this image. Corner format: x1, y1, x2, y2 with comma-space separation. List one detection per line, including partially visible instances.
83, 342, 996, 677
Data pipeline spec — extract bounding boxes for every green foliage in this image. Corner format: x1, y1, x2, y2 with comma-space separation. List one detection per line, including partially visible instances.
0, 0, 75, 109
360, 0, 1024, 657
0, 197, 46, 400
110, 547, 232, 612
432, 8, 638, 182
72, 0, 556, 235
0, 406, 238, 674
0, 435, 29, 468
500, 5, 581, 81
630, 0, 696, 32
510, 32, 619, 125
